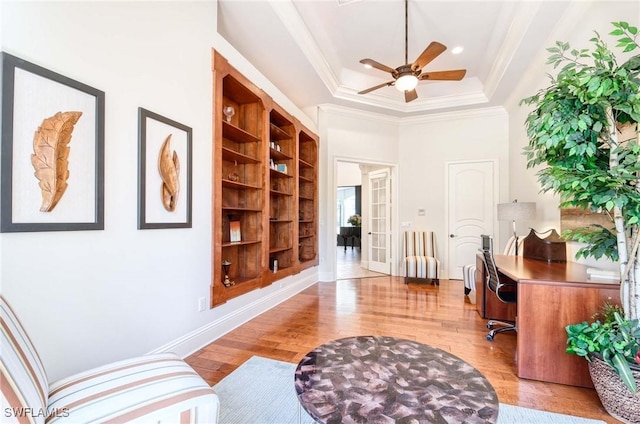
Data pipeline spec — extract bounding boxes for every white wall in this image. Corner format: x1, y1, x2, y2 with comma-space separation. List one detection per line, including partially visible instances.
337, 162, 362, 187
398, 108, 510, 278
318, 105, 510, 280
318, 105, 399, 281
505, 0, 638, 270
1, 1, 317, 381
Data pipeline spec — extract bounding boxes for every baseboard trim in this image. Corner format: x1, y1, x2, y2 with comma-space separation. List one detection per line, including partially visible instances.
148, 269, 318, 358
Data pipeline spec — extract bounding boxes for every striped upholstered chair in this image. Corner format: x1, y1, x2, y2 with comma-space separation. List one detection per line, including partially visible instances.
1, 295, 219, 424
402, 230, 440, 284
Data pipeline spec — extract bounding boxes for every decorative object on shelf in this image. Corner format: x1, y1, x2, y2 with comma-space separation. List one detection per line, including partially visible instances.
227, 160, 240, 182
223, 105, 235, 123
566, 301, 640, 422
270, 141, 275, 149
0, 52, 105, 233
270, 159, 276, 170
31, 111, 83, 212
269, 257, 278, 273
222, 260, 234, 287
347, 214, 362, 227
276, 163, 287, 173
497, 200, 536, 256
158, 134, 180, 212
230, 220, 241, 242
276, 144, 281, 152
138, 108, 192, 229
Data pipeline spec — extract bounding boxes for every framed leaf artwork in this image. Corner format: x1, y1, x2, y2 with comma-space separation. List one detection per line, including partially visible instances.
137, 108, 192, 229
0, 52, 105, 232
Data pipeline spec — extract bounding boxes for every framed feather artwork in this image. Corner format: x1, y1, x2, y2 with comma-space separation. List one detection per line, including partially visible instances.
0, 52, 105, 232
137, 108, 192, 229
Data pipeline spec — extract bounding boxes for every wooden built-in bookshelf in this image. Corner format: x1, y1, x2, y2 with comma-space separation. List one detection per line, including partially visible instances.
212, 50, 319, 307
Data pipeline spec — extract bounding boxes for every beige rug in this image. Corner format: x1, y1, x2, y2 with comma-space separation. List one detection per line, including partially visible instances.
213, 356, 606, 424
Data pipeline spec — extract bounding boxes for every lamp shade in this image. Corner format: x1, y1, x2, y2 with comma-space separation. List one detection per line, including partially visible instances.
497, 201, 536, 221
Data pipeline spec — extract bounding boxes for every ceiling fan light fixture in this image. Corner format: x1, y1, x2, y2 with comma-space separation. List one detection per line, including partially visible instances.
395, 74, 418, 92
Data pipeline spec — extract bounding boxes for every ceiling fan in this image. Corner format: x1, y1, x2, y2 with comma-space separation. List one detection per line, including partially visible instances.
357, 0, 467, 103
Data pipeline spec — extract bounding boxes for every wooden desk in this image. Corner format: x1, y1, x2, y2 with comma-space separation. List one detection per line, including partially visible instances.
476, 254, 620, 388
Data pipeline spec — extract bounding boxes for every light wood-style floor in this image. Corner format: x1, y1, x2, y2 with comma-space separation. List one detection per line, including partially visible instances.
187, 276, 617, 423
336, 247, 386, 280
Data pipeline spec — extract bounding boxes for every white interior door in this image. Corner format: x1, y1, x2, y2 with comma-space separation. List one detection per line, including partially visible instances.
368, 169, 391, 274
447, 161, 496, 279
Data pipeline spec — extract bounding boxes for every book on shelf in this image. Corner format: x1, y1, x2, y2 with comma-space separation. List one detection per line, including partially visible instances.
230, 221, 241, 242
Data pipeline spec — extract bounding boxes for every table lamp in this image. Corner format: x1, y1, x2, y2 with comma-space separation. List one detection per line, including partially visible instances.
497, 200, 536, 256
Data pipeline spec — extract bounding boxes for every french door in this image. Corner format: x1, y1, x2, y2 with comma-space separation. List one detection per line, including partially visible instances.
368, 169, 391, 274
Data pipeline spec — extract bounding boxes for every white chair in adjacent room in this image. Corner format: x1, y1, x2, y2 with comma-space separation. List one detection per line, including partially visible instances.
463, 235, 523, 295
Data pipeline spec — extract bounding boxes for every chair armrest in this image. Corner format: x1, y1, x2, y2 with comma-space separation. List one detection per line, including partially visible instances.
47, 353, 219, 424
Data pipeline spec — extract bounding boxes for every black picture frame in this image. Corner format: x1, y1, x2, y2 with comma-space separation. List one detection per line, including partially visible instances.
138, 107, 192, 229
1, 52, 105, 232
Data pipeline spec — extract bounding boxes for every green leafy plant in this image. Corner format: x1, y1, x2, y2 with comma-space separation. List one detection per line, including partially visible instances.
566, 302, 640, 392
521, 21, 640, 319
347, 214, 361, 227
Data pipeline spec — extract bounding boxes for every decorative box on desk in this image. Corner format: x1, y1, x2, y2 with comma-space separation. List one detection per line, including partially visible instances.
522, 228, 566, 262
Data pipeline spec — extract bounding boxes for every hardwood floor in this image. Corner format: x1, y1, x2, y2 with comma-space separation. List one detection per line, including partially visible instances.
336, 247, 386, 280
186, 277, 617, 423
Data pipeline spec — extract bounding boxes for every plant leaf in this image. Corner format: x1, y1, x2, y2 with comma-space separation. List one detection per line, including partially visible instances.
612, 352, 638, 392
158, 134, 180, 212
30, 111, 83, 212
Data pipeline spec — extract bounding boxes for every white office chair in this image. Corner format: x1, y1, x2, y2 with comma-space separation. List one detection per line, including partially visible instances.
463, 235, 523, 295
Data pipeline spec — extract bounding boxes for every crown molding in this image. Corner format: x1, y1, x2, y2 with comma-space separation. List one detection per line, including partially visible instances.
319, 103, 507, 125
333, 86, 489, 113
318, 103, 401, 124
505, 1, 592, 109
483, 1, 541, 100
400, 106, 507, 125
268, 0, 340, 93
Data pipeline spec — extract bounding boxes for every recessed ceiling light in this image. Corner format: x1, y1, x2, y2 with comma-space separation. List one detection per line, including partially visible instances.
452, 46, 464, 55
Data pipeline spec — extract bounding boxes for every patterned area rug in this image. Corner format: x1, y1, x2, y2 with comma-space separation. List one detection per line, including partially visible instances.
213, 356, 606, 424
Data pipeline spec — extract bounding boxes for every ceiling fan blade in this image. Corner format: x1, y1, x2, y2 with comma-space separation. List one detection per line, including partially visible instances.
360, 59, 397, 75
412, 41, 447, 71
418, 69, 467, 81
404, 89, 418, 103
358, 81, 394, 95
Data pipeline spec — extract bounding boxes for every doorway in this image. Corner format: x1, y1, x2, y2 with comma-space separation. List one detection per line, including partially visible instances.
335, 161, 392, 280
446, 160, 497, 279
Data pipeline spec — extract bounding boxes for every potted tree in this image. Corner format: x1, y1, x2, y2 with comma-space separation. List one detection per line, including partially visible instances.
566, 302, 640, 422
521, 21, 640, 422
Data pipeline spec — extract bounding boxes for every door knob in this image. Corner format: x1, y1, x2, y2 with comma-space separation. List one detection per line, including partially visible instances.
450, 234, 455, 238
368, 232, 372, 235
